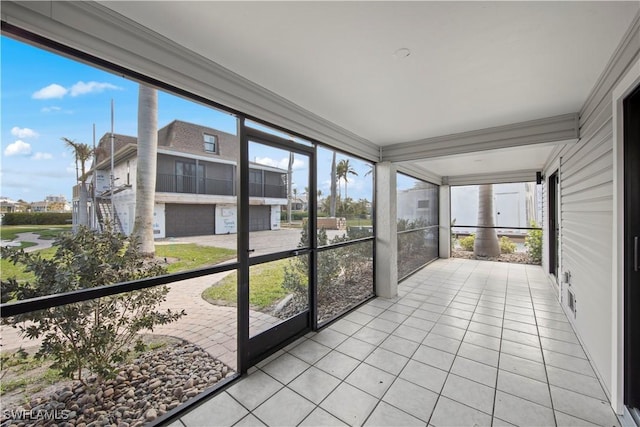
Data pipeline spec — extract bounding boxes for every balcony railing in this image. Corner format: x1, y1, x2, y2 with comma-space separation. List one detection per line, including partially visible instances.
156, 174, 234, 196
156, 174, 286, 199
248, 182, 287, 198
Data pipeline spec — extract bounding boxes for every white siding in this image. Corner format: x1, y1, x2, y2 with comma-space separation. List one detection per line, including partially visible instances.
543, 13, 640, 398
560, 120, 614, 393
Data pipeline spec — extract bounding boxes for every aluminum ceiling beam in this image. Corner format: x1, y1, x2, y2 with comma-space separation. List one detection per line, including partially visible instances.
382, 113, 579, 163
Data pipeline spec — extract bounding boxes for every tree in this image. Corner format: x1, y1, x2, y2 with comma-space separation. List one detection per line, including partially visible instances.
0, 224, 184, 383
132, 85, 158, 257
337, 159, 358, 201
525, 220, 542, 263
330, 151, 337, 217
473, 184, 500, 257
287, 151, 294, 223
62, 137, 94, 229
47, 201, 66, 212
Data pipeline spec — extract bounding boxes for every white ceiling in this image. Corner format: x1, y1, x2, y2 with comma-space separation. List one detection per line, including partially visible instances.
410, 143, 556, 177
101, 1, 638, 178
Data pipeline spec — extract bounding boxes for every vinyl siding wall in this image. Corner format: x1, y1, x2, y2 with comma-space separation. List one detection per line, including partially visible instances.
543, 13, 640, 397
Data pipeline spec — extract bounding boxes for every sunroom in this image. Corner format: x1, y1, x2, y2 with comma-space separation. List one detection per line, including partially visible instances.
1, 1, 639, 426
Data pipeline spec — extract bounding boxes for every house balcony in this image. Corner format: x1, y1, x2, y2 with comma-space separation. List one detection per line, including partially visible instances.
249, 182, 287, 199
156, 173, 235, 196
155, 174, 287, 199
72, 183, 81, 200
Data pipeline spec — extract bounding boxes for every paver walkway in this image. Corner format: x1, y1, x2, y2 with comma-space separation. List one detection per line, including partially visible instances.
0, 232, 56, 252
0, 270, 281, 372
152, 272, 281, 370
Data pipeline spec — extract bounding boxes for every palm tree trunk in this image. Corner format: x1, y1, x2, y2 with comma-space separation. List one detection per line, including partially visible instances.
132, 85, 158, 256
474, 184, 500, 257
287, 152, 293, 224
330, 151, 337, 217
78, 183, 89, 227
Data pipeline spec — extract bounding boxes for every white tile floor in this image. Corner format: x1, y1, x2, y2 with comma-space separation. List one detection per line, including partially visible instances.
169, 258, 621, 427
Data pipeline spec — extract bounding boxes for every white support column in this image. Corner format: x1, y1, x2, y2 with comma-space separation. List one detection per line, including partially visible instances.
375, 162, 398, 298
439, 185, 451, 258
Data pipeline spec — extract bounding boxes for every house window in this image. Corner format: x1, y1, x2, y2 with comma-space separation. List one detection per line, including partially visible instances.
176, 161, 199, 193
417, 200, 429, 209
204, 133, 217, 153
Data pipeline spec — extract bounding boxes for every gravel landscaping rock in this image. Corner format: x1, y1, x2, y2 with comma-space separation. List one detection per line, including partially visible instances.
0, 343, 234, 427
274, 261, 374, 323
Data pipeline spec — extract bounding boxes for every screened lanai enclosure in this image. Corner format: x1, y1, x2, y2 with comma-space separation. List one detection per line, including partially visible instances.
1, 2, 640, 426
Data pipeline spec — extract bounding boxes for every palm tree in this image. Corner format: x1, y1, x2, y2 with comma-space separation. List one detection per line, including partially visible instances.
473, 184, 500, 257
62, 137, 94, 228
287, 151, 294, 223
303, 186, 309, 211
336, 159, 358, 201
330, 151, 337, 217
132, 85, 158, 257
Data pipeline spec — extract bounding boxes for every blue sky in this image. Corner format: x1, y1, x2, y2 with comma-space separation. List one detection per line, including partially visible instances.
1, 35, 373, 203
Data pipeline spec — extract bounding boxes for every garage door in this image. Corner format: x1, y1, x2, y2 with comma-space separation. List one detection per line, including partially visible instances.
249, 205, 271, 231
165, 204, 215, 237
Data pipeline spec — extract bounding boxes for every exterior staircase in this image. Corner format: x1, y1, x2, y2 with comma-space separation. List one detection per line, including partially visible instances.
95, 197, 125, 234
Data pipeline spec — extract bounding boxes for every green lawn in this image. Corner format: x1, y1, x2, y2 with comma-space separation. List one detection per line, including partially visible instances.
346, 218, 373, 227
155, 244, 236, 274
0, 225, 72, 241
15, 242, 38, 250
1, 244, 236, 282
202, 259, 291, 309
1, 247, 56, 283
0, 350, 62, 396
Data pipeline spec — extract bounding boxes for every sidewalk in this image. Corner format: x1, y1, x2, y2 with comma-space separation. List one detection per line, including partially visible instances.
0, 231, 55, 253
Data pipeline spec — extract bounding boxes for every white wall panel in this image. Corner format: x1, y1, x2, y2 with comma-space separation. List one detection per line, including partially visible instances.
543, 14, 640, 401
559, 117, 614, 395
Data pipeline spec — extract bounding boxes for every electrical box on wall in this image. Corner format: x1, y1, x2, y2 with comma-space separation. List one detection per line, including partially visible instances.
567, 288, 577, 317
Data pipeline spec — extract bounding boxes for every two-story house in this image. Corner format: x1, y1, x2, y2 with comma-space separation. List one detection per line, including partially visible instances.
81, 120, 287, 238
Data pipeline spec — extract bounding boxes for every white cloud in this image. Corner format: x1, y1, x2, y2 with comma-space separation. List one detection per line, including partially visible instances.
254, 156, 305, 170
11, 127, 39, 139
33, 81, 121, 101
31, 152, 53, 160
292, 159, 305, 170
41, 106, 62, 113
4, 140, 32, 156
32, 84, 68, 99
70, 81, 121, 96
254, 157, 278, 168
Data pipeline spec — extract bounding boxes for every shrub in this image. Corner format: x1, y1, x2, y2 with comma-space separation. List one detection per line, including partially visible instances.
280, 211, 308, 221
1, 212, 72, 225
281, 226, 371, 315
451, 218, 457, 247
459, 234, 475, 251
0, 224, 185, 383
525, 221, 543, 263
499, 236, 516, 254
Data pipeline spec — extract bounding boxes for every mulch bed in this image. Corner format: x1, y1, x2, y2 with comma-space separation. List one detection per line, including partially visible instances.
452, 250, 539, 265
